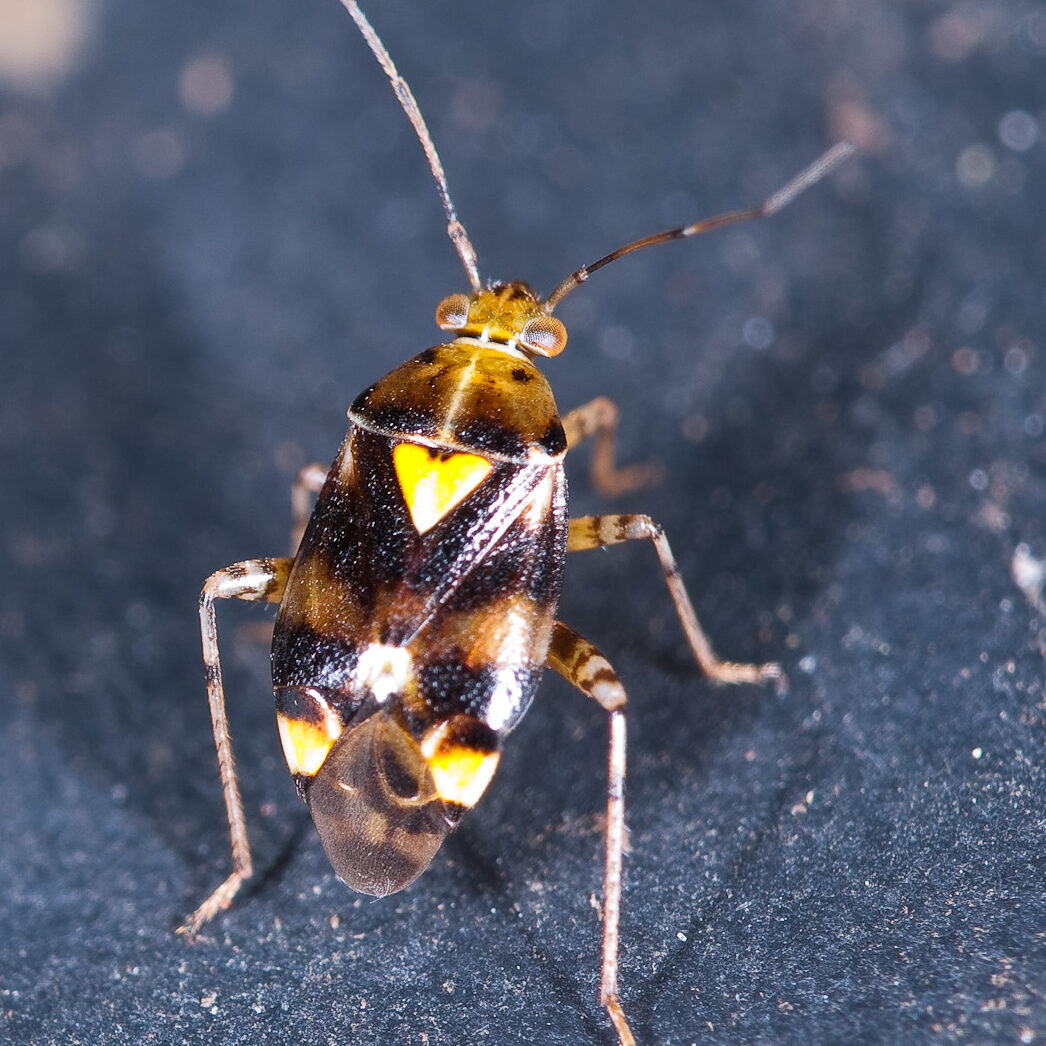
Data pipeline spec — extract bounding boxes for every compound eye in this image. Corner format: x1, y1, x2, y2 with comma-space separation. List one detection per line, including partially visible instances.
519, 315, 567, 357
435, 293, 471, 331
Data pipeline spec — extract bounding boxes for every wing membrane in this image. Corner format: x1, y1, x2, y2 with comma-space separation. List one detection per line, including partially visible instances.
305, 711, 458, 896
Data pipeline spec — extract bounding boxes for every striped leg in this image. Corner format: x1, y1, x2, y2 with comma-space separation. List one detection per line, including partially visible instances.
568, 514, 780, 685
291, 462, 329, 552
546, 621, 635, 1046
562, 397, 663, 496
180, 557, 293, 939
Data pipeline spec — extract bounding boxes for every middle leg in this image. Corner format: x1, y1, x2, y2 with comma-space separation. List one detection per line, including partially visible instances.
568, 513, 780, 686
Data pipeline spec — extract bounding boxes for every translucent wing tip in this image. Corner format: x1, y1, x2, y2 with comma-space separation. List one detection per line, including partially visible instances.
305, 712, 458, 896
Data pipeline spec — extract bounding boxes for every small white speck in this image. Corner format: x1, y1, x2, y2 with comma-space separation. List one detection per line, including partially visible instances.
1013, 544, 1045, 593
355, 642, 413, 703
971, 747, 983, 759
998, 110, 1039, 152
677, 931, 687, 942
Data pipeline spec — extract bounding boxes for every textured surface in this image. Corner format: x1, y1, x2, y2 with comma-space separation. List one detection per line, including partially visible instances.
2, 0, 1045, 1043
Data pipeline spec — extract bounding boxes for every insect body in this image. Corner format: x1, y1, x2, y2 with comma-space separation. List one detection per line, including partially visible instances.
275, 315, 569, 894
181, 3, 852, 1043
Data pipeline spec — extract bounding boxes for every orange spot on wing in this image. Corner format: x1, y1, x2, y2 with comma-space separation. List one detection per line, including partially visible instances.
427, 745, 500, 807
419, 716, 500, 808
277, 712, 342, 777
393, 442, 493, 534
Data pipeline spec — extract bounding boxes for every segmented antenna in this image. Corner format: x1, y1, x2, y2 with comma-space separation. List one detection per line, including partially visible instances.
544, 140, 855, 311
338, 0, 482, 292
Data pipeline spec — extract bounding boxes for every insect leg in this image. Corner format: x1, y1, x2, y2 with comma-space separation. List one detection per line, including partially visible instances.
568, 514, 780, 686
180, 556, 293, 939
546, 621, 635, 1046
291, 462, 328, 552
562, 397, 664, 497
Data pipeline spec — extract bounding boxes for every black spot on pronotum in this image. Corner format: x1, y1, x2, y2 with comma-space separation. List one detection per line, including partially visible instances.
538, 418, 567, 457
457, 416, 528, 459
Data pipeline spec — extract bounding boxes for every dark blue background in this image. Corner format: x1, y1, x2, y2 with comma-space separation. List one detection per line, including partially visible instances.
2, 0, 1045, 1042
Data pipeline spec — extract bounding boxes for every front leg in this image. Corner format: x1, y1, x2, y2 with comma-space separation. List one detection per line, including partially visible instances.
562, 397, 663, 496
568, 514, 780, 686
180, 557, 293, 939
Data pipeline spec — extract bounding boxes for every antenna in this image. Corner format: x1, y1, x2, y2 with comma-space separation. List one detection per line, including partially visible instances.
544, 141, 855, 311
338, 0, 482, 292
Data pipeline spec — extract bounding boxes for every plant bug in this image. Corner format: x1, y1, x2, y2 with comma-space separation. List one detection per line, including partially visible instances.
181, 2, 853, 1042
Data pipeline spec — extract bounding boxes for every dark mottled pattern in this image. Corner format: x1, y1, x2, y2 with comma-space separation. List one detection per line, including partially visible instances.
275, 684, 374, 745
276, 429, 565, 693
438, 714, 499, 755
416, 659, 544, 732
350, 434, 412, 590
273, 685, 330, 728
441, 506, 562, 614
271, 624, 359, 689
440, 540, 529, 612
539, 418, 567, 456
454, 415, 528, 459
351, 396, 441, 444
530, 472, 568, 607
415, 658, 497, 720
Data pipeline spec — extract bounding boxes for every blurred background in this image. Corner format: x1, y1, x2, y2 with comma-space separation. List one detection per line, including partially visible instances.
2, 0, 1044, 1043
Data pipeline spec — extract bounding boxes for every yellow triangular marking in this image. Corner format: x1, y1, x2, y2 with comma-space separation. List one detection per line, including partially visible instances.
277, 712, 342, 777
427, 744, 501, 808
393, 442, 493, 534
